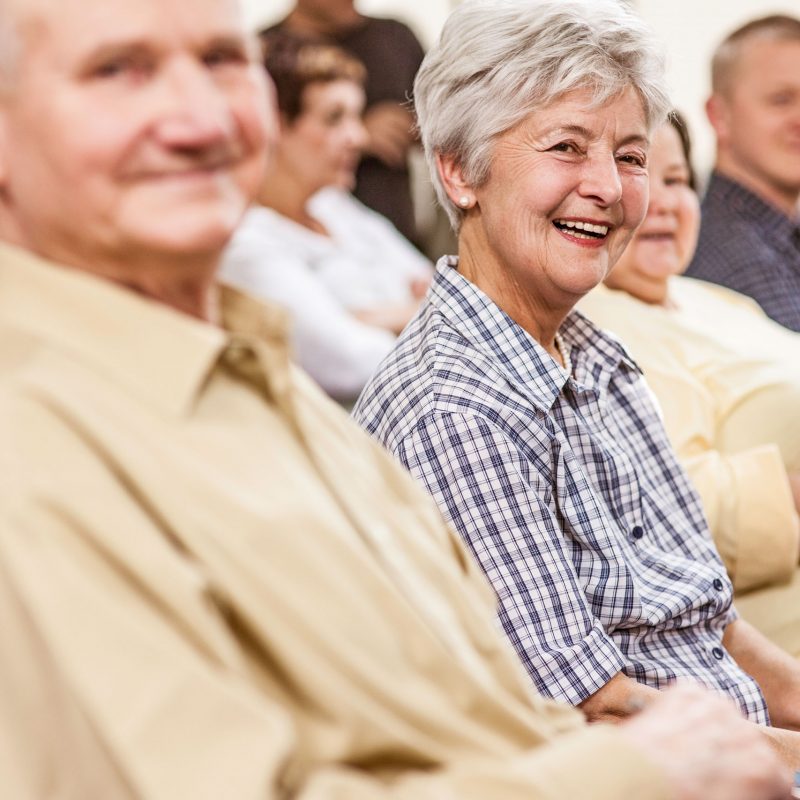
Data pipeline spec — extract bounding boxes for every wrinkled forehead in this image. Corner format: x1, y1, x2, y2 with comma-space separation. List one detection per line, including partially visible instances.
12, 0, 251, 67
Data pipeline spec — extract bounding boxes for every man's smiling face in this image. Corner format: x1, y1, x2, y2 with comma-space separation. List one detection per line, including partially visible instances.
0, 0, 272, 269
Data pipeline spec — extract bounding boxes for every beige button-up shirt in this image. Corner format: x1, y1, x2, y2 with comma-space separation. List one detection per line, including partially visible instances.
0, 243, 667, 800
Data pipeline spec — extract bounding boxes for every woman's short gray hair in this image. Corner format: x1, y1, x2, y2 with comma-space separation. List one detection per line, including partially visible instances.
414, 0, 671, 230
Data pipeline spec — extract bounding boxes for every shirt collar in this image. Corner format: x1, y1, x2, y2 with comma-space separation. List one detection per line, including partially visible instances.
0, 241, 291, 417
429, 256, 637, 412
705, 171, 800, 248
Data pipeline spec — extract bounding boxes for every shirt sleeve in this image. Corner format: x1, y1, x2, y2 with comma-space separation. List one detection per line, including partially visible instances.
296, 726, 672, 800
643, 367, 800, 593
221, 240, 395, 400
397, 411, 628, 706
683, 446, 799, 593
0, 496, 669, 800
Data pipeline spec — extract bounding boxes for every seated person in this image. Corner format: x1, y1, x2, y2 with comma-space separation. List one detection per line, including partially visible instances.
578, 113, 800, 654
221, 33, 431, 402
354, 0, 800, 747
5, 0, 792, 796
265, 0, 426, 245
685, 15, 800, 332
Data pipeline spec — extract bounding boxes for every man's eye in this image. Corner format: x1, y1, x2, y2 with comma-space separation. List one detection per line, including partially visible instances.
94, 60, 130, 78
203, 48, 247, 68
91, 58, 149, 80
550, 142, 576, 153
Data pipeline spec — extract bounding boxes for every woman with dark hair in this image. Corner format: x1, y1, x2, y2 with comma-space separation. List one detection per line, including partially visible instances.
221, 33, 431, 402
579, 113, 800, 654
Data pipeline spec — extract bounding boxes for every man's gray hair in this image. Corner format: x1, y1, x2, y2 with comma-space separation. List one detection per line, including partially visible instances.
414, 0, 671, 230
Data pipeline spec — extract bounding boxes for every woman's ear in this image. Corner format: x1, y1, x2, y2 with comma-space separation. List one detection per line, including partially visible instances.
436, 152, 476, 210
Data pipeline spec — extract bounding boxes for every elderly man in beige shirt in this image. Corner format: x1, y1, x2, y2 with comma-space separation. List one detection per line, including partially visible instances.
0, 0, 791, 798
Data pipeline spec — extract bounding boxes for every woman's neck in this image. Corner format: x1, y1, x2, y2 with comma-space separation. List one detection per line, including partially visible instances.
257, 167, 328, 235
604, 274, 671, 307
456, 240, 568, 365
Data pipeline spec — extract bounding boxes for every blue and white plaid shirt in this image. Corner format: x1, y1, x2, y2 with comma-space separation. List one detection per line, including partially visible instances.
354, 256, 768, 723
686, 172, 800, 332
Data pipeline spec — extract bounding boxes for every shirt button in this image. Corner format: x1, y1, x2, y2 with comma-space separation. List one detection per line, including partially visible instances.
631, 525, 644, 540
226, 342, 249, 362
712, 578, 725, 591
712, 647, 725, 661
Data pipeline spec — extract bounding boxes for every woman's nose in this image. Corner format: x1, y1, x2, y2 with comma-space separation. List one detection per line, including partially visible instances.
578, 154, 623, 206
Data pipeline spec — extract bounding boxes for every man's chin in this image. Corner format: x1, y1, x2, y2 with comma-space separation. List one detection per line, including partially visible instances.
120, 206, 245, 258
122, 226, 237, 262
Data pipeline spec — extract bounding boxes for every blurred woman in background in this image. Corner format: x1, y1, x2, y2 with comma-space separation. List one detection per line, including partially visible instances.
221, 33, 431, 402
578, 112, 800, 654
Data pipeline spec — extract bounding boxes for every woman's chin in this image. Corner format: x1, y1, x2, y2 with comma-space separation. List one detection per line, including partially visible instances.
635, 258, 681, 281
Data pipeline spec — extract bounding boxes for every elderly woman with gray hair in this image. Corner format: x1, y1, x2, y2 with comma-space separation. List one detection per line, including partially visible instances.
355, 0, 800, 756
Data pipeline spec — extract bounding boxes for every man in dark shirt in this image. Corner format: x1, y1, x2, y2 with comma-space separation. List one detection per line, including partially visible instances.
686, 15, 800, 332
265, 0, 425, 245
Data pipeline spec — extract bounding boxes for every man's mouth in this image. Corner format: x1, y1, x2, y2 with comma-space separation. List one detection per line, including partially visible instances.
553, 219, 610, 240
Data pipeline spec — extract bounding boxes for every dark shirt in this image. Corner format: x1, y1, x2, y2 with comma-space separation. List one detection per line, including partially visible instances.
268, 16, 425, 245
686, 171, 800, 332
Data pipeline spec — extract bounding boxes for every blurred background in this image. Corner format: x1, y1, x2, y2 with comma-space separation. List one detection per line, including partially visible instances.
246, 0, 800, 181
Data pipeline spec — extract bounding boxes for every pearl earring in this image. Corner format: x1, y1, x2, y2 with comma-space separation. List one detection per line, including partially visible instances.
459, 196, 471, 208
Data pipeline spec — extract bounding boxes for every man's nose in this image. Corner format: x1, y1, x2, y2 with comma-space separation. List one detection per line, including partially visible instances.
154, 57, 236, 149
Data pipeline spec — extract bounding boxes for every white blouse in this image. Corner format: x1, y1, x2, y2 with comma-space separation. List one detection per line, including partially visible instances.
221, 188, 432, 401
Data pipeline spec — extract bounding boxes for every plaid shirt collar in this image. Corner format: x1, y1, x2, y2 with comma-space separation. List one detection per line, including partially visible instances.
706, 171, 800, 255
429, 255, 639, 413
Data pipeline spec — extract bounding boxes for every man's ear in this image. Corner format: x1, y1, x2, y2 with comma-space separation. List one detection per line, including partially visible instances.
706, 94, 730, 145
435, 152, 476, 210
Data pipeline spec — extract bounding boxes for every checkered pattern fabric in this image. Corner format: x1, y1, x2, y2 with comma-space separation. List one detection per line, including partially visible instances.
354, 256, 769, 723
686, 172, 800, 332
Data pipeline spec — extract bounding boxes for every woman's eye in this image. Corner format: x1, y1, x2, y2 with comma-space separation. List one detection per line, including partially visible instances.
550, 142, 576, 153
618, 153, 646, 167
323, 109, 347, 126
767, 92, 795, 107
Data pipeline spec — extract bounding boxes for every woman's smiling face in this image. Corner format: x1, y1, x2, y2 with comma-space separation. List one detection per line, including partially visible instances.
605, 120, 700, 304
465, 86, 650, 309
